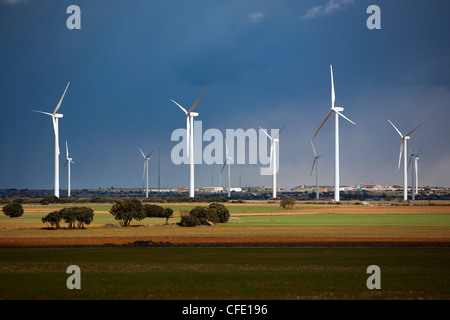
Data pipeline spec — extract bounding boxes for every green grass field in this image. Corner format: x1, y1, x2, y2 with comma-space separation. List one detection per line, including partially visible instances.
0, 247, 449, 300
228, 214, 450, 226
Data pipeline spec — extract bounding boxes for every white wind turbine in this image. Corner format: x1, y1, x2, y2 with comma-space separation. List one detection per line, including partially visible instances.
220, 141, 232, 198
259, 125, 287, 199
388, 120, 421, 201
313, 65, 355, 202
64, 141, 75, 197
310, 139, 325, 200
33, 82, 70, 198
408, 147, 422, 201
171, 88, 206, 198
139, 148, 154, 198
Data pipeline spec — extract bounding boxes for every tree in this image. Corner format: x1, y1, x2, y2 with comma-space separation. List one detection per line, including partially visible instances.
110, 198, 145, 226
143, 204, 165, 218
2, 202, 24, 218
163, 207, 174, 224
72, 207, 94, 228
60, 208, 77, 228
280, 196, 296, 209
208, 203, 230, 223
143, 204, 174, 224
189, 206, 219, 225
41, 211, 62, 229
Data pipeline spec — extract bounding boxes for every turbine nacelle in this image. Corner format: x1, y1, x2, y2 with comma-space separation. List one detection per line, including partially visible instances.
331, 106, 344, 112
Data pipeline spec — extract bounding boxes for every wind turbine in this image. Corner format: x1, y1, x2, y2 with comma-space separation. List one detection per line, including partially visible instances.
33, 82, 70, 198
310, 139, 325, 200
388, 120, 421, 201
139, 148, 154, 198
64, 141, 75, 197
171, 88, 206, 198
312, 65, 355, 202
408, 147, 422, 200
220, 141, 232, 198
259, 124, 287, 199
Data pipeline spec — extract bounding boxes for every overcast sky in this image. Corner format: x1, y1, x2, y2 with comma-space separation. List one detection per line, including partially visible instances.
0, 0, 449, 191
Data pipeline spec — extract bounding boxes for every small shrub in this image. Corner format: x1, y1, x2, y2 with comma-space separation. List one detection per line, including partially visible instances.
179, 214, 200, 227
40, 195, 60, 204
280, 197, 295, 209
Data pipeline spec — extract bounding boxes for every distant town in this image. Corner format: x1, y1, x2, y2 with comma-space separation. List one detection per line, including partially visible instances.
1, 184, 449, 202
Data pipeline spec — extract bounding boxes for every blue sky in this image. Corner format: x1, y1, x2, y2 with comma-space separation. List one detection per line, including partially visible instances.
0, 0, 449, 190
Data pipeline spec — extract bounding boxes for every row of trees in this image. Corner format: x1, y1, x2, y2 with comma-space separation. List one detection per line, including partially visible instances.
41, 207, 94, 229
5, 197, 230, 229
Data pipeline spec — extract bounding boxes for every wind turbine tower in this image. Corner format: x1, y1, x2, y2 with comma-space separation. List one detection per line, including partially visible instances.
388, 120, 421, 201
64, 141, 75, 197
171, 88, 206, 198
221, 141, 232, 198
139, 148, 154, 198
310, 139, 325, 200
260, 125, 287, 199
33, 82, 70, 198
312, 65, 355, 202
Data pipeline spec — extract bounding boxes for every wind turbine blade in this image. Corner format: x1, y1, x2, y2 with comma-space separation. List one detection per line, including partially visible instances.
32, 110, 53, 116
53, 82, 70, 115
330, 65, 335, 108
404, 124, 422, 137
66, 141, 69, 158
139, 148, 145, 158
220, 161, 227, 174
258, 126, 272, 140
64, 159, 68, 169
146, 150, 154, 159
273, 124, 287, 139
170, 99, 188, 114
408, 154, 412, 170
187, 87, 206, 115
225, 140, 229, 158
334, 109, 356, 125
310, 139, 317, 157
310, 158, 317, 176
269, 142, 274, 170
388, 120, 403, 137
312, 110, 333, 139
398, 140, 403, 170
416, 147, 423, 157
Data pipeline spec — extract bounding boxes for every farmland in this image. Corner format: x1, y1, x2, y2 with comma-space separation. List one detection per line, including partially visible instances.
1, 202, 450, 300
